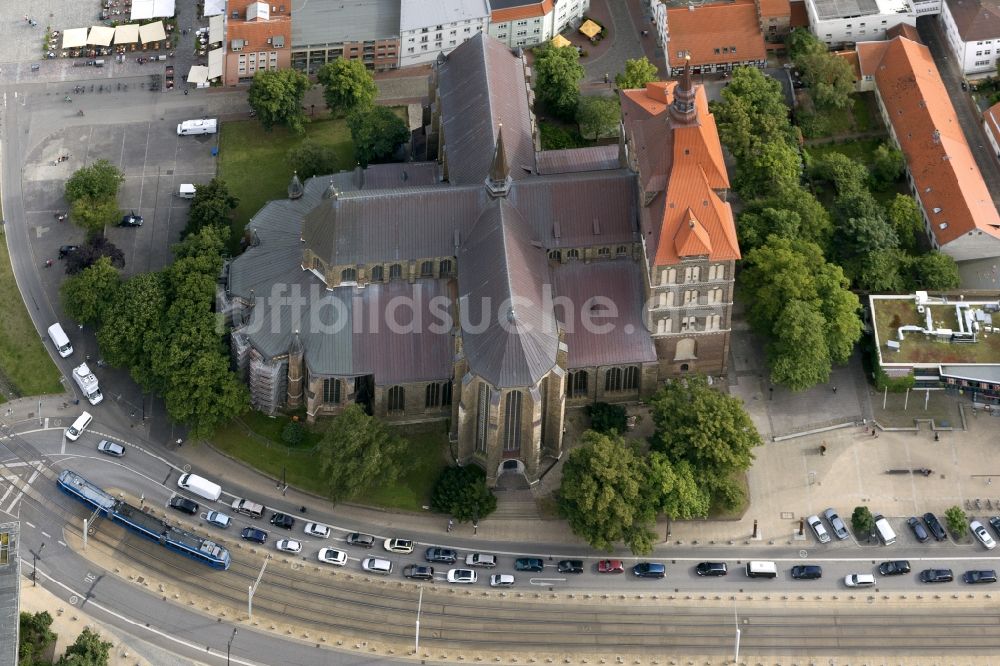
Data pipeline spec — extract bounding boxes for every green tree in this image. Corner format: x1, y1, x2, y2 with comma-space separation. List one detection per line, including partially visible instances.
850, 506, 875, 537
768, 299, 833, 388
287, 140, 339, 179
853, 248, 905, 293
905, 251, 960, 290
711, 66, 795, 162
317, 403, 411, 502
64, 160, 124, 234
795, 51, 855, 110
648, 376, 761, 507
316, 57, 378, 117
810, 151, 869, 194
645, 454, 710, 520
281, 421, 305, 446
532, 42, 585, 120
96, 272, 166, 387
576, 95, 620, 140
19, 611, 57, 666
60, 257, 120, 325
870, 143, 905, 188
615, 56, 658, 90
886, 193, 925, 253
56, 627, 112, 666
184, 178, 238, 240
430, 465, 497, 523
557, 430, 656, 554
739, 186, 833, 252
347, 105, 410, 167
585, 402, 628, 435
247, 68, 311, 133
944, 505, 967, 538
734, 139, 802, 199
786, 27, 825, 59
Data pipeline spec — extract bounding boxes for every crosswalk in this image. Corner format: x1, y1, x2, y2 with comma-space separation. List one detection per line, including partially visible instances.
0, 461, 41, 517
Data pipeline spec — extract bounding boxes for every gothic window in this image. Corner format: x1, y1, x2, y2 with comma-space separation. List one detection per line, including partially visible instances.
425, 383, 440, 408
616, 245, 628, 256
675, 337, 697, 361
502, 390, 523, 451
370, 265, 384, 282
341, 267, 357, 282
605, 367, 624, 392
623, 366, 639, 391
548, 250, 562, 262
568, 370, 588, 397
420, 261, 434, 277
389, 263, 403, 280
439, 259, 453, 276
441, 381, 452, 406
476, 384, 490, 453
322, 378, 340, 404
598, 247, 610, 257
567, 248, 580, 259
387, 386, 405, 413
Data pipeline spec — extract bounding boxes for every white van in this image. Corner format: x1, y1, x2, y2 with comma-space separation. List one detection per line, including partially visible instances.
874, 514, 897, 545
65, 411, 93, 441
177, 473, 222, 502
745, 561, 778, 578
47, 323, 73, 357
176, 118, 218, 135
178, 183, 196, 199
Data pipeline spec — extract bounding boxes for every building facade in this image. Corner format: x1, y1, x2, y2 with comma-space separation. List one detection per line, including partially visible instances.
487, 0, 589, 48
223, 0, 291, 85
804, 0, 918, 47
655, 0, 768, 76
290, 0, 400, 73
939, 0, 1000, 76
399, 0, 491, 67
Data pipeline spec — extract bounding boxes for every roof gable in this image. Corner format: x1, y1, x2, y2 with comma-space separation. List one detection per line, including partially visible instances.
674, 212, 712, 257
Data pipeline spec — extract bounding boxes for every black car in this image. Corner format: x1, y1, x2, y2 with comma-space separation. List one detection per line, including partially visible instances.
241, 527, 268, 544
346, 532, 376, 548
403, 564, 435, 581
270, 512, 295, 529
557, 560, 584, 574
790, 565, 823, 580
168, 496, 198, 515
633, 562, 666, 578
923, 512, 947, 541
963, 569, 997, 584
119, 211, 143, 227
906, 517, 929, 543
989, 516, 1000, 540
514, 558, 544, 573
695, 562, 728, 577
878, 560, 911, 576
424, 547, 458, 564
58, 245, 79, 258
919, 568, 954, 583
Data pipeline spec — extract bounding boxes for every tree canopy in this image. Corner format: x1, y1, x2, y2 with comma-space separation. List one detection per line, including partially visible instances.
96, 271, 166, 386
317, 403, 412, 502
788, 28, 853, 110
184, 178, 238, 240
430, 465, 497, 523
64, 236, 125, 276
712, 66, 796, 163
55, 627, 112, 666
19, 611, 56, 666
61, 256, 121, 325
944, 505, 968, 537
347, 105, 410, 167
64, 160, 124, 234
316, 57, 378, 117
532, 43, 585, 120
287, 140, 339, 179
886, 193, 925, 253
585, 402, 628, 435
615, 56, 658, 90
576, 95, 620, 140
247, 68, 312, 133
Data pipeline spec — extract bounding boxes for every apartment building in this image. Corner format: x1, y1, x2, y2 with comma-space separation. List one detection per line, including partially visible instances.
487, 0, 589, 49
224, 0, 291, 85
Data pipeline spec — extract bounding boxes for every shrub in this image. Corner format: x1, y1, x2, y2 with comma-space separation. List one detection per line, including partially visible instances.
585, 402, 628, 434
282, 421, 305, 446
430, 465, 497, 523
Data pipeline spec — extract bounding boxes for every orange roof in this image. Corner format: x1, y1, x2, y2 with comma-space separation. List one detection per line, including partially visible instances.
789, 0, 809, 27
871, 36, 1000, 246
674, 213, 712, 256
491, 0, 552, 22
665, 1, 766, 69
835, 50, 860, 81
758, 0, 791, 19
856, 40, 890, 76
228, 19, 291, 50
985, 101, 1000, 149
886, 22, 921, 42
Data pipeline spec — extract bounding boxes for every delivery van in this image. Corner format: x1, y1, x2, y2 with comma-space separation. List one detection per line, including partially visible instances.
47, 323, 73, 357
177, 473, 222, 502
178, 183, 196, 199
874, 514, 897, 545
65, 411, 93, 441
745, 561, 778, 578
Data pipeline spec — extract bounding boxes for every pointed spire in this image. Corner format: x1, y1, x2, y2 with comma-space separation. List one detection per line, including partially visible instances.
669, 54, 698, 124
322, 177, 339, 200
485, 123, 512, 198
287, 170, 303, 199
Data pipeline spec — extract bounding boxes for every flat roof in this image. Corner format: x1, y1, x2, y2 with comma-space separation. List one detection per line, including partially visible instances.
0, 522, 20, 666
811, 0, 884, 20
291, 0, 400, 48
400, 0, 490, 32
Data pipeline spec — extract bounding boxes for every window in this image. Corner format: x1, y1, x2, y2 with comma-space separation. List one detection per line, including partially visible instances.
976, 60, 991, 66
605, 367, 623, 392
616, 245, 628, 256
323, 378, 340, 404
598, 247, 610, 256
656, 317, 672, 334
714, 48, 720, 55
476, 383, 490, 453
420, 260, 434, 277
341, 268, 356, 282
661, 268, 676, 285
708, 264, 725, 280
389, 263, 402, 280
708, 287, 723, 304
548, 250, 562, 261
425, 383, 440, 408
502, 391, 523, 451
683, 289, 698, 305
707, 314, 721, 330
439, 259, 453, 276
567, 248, 580, 259
680, 315, 697, 331
568, 370, 588, 397
623, 366, 639, 391
370, 265, 384, 282
684, 266, 700, 283
387, 386, 405, 413
441, 381, 452, 406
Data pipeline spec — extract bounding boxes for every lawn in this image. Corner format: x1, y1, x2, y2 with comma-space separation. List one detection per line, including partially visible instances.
806, 138, 885, 166
0, 234, 63, 402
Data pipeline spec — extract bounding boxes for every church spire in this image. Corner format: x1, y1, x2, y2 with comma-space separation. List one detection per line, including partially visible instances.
485, 123, 512, 198
669, 55, 698, 125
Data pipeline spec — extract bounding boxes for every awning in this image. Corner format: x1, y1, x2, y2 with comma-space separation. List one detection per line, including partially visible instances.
551, 34, 571, 48
207, 48, 224, 80
579, 19, 601, 39
114, 23, 140, 44
130, 0, 176, 20
88, 25, 115, 46
187, 65, 209, 84
139, 20, 167, 44
204, 0, 226, 16
61, 27, 89, 49
209, 14, 224, 44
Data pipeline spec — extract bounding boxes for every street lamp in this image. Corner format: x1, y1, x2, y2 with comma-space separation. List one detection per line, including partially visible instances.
227, 628, 238, 666
32, 542, 45, 586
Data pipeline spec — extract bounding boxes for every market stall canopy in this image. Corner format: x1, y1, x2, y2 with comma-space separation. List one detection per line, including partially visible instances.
204, 0, 226, 16
130, 0, 176, 20
61, 27, 88, 49
88, 25, 115, 46
187, 65, 209, 84
209, 14, 223, 43
579, 19, 601, 39
207, 48, 224, 80
139, 20, 167, 44
551, 34, 571, 48
114, 23, 140, 44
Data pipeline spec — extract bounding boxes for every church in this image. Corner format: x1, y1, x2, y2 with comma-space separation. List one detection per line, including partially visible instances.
220, 33, 739, 485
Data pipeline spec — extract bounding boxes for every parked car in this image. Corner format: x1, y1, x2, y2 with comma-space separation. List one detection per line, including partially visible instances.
403, 564, 435, 580
971, 520, 997, 549
317, 548, 348, 566
446, 568, 478, 584
557, 560, 584, 574
275, 539, 302, 553
807, 515, 831, 544
383, 538, 414, 554
790, 565, 823, 580
169, 496, 198, 515
923, 512, 947, 541
695, 562, 728, 577
347, 532, 376, 548
490, 573, 515, 588
633, 562, 666, 578
425, 547, 458, 564
58, 245, 79, 258
241, 527, 268, 544
823, 508, 850, 540
963, 569, 997, 584
270, 512, 295, 529
303, 522, 331, 539
597, 559, 625, 574
989, 516, 1000, 540
466, 553, 498, 568
205, 511, 232, 529
844, 573, 876, 587
907, 517, 929, 543
96, 439, 125, 457
119, 211, 143, 227
878, 560, 911, 576
362, 557, 393, 575
919, 568, 953, 583
514, 558, 544, 573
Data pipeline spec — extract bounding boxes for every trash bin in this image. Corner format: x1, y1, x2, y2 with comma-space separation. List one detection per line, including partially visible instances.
211, 146, 218, 157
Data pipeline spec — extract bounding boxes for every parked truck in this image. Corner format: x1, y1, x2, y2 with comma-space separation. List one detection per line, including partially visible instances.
72, 362, 103, 405
231, 497, 265, 518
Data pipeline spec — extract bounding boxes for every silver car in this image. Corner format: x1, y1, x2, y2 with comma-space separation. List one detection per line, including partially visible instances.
824, 508, 850, 540
96, 440, 125, 457
807, 515, 831, 544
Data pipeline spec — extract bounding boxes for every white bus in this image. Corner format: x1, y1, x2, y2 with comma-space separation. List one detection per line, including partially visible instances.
176, 118, 217, 136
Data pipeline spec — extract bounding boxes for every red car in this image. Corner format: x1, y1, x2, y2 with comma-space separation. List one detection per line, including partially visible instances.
598, 559, 625, 574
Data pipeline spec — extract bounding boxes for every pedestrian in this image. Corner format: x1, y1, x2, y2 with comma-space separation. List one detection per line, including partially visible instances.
832, 386, 838, 394
447, 519, 454, 533
44, 258, 52, 268
934, 432, 939, 442
820, 444, 827, 456
871, 430, 877, 438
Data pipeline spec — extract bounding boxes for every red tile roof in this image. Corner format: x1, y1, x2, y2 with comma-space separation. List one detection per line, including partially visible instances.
886, 22, 921, 42
835, 50, 860, 81
759, 0, 791, 18
789, 0, 809, 27
491, 0, 552, 22
665, 0, 765, 69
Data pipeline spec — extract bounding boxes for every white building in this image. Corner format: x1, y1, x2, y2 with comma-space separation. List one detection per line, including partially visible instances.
984, 101, 1000, 160
939, 0, 1000, 76
487, 0, 589, 49
805, 0, 918, 47
399, 0, 491, 67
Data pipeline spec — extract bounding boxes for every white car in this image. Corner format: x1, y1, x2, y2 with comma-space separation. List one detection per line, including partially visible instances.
446, 568, 478, 584
318, 548, 348, 566
205, 511, 232, 529
807, 515, 831, 544
304, 522, 331, 539
971, 520, 997, 550
362, 557, 393, 575
844, 573, 876, 588
383, 538, 414, 554
489, 573, 515, 588
465, 553, 497, 568
275, 539, 302, 553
